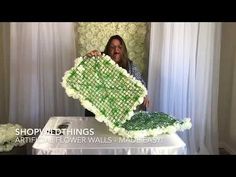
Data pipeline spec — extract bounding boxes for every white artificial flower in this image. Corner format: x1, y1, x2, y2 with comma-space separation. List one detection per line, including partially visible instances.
128, 24, 137, 34
0, 123, 26, 152
181, 118, 192, 130
90, 38, 97, 46
99, 46, 104, 52
165, 126, 177, 134
98, 31, 105, 39
129, 51, 135, 59
80, 38, 85, 45
77, 66, 85, 72
74, 57, 83, 64
85, 32, 93, 39
4, 143, 15, 152
85, 44, 93, 51
174, 123, 181, 130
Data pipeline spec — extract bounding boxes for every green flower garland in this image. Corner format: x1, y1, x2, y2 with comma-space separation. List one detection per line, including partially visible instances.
62, 55, 192, 138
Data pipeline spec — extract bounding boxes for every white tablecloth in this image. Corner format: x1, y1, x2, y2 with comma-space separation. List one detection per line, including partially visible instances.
32, 117, 187, 155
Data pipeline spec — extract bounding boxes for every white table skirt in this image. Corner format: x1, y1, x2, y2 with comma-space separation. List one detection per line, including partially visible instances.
32, 117, 187, 155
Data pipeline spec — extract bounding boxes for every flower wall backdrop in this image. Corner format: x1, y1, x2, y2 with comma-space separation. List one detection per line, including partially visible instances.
75, 22, 149, 75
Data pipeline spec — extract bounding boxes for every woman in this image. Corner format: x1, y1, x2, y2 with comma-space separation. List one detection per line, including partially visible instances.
85, 35, 149, 116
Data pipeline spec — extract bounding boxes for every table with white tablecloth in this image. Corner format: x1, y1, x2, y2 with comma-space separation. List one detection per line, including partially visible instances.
32, 117, 187, 155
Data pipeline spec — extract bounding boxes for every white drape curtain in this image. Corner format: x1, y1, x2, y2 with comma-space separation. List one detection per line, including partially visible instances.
8, 22, 84, 128
148, 22, 221, 154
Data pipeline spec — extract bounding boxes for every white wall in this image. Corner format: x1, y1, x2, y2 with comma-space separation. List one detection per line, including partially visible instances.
218, 23, 236, 154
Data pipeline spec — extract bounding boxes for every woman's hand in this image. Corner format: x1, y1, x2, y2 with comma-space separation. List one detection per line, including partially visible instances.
143, 96, 150, 108
86, 50, 102, 57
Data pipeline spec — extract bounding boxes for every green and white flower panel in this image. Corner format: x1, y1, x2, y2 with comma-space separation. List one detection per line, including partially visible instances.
75, 22, 148, 74
62, 55, 147, 130
62, 55, 192, 139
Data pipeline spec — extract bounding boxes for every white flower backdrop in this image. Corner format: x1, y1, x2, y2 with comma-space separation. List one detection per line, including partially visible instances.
75, 22, 148, 74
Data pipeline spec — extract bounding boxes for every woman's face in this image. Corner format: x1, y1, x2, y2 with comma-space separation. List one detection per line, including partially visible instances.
109, 39, 122, 63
